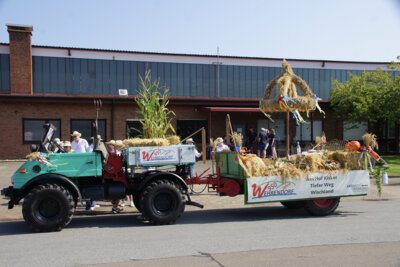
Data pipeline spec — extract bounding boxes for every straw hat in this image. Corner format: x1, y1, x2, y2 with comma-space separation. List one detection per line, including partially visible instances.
54, 138, 61, 144
71, 131, 81, 137
63, 141, 72, 147
106, 140, 116, 145
115, 140, 124, 147
185, 138, 195, 144
216, 137, 224, 144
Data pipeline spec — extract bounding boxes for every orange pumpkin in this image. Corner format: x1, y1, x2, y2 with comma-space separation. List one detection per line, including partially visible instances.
345, 141, 361, 151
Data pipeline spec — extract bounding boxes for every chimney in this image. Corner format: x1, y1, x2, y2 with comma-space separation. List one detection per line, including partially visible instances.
7, 24, 33, 94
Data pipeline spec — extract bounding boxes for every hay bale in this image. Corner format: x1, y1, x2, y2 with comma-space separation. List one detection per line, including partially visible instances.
244, 156, 266, 177
166, 135, 180, 145
123, 138, 169, 147
326, 150, 364, 170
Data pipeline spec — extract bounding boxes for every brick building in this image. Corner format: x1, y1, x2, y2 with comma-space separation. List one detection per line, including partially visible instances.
0, 24, 398, 159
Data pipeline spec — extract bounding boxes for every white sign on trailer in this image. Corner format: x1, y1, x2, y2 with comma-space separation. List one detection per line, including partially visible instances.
246, 170, 369, 204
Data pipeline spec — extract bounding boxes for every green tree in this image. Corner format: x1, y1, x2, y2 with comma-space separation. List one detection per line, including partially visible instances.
330, 67, 400, 136
134, 70, 176, 138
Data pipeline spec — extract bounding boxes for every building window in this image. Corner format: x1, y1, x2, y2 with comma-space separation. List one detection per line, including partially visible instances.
23, 119, 61, 144
177, 120, 208, 143
70, 119, 106, 142
343, 121, 367, 141
296, 120, 322, 141
126, 119, 143, 138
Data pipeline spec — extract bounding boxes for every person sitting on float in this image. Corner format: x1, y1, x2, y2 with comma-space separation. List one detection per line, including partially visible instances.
63, 141, 74, 153
215, 137, 230, 152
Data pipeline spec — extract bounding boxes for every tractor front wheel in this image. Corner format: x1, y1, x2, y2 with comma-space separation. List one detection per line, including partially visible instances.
140, 179, 185, 225
22, 184, 75, 232
304, 198, 340, 216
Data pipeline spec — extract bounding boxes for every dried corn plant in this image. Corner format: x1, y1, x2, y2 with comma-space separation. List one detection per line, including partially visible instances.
134, 70, 176, 139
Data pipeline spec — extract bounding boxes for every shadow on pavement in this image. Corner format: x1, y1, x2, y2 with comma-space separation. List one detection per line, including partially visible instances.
0, 205, 362, 236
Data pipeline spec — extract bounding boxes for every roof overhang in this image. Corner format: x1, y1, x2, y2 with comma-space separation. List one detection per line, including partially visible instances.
201, 107, 261, 112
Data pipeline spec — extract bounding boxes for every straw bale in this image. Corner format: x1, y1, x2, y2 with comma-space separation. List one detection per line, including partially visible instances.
326, 150, 364, 170
244, 156, 266, 177
166, 135, 180, 145
123, 138, 170, 147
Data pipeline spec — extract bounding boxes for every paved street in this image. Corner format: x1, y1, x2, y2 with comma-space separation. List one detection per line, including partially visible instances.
1, 161, 400, 266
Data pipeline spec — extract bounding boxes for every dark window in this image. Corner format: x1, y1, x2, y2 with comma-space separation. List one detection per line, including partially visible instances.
126, 120, 143, 138
177, 120, 208, 143
23, 119, 61, 144
71, 119, 106, 142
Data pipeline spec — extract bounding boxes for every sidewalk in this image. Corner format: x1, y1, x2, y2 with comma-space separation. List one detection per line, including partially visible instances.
1, 160, 399, 222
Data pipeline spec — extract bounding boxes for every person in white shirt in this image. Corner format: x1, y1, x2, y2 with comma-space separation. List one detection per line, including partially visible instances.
215, 137, 230, 152
71, 131, 89, 153
186, 138, 202, 159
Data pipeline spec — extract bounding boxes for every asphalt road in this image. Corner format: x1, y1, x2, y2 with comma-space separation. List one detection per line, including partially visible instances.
0, 200, 400, 266
1, 161, 400, 266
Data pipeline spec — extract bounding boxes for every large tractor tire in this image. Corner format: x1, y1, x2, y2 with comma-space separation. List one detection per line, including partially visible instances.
22, 183, 75, 232
304, 198, 340, 216
133, 194, 142, 213
140, 179, 185, 225
280, 201, 305, 209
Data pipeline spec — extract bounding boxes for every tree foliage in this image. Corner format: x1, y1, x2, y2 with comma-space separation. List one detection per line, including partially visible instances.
134, 70, 176, 138
329, 66, 400, 133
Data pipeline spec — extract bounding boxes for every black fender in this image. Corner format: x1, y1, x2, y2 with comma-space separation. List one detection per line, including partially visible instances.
137, 171, 188, 193
15, 174, 82, 206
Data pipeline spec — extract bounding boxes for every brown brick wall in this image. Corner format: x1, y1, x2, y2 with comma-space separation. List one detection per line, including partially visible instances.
8, 29, 33, 95
0, 100, 340, 159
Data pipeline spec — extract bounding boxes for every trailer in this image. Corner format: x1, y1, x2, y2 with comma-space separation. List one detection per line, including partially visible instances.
187, 151, 370, 215
1, 123, 370, 232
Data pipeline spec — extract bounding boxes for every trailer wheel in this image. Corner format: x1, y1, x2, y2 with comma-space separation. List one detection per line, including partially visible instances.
304, 198, 340, 216
281, 201, 305, 209
22, 183, 75, 232
140, 179, 185, 225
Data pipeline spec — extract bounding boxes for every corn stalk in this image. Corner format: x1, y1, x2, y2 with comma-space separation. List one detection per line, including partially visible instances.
134, 70, 176, 138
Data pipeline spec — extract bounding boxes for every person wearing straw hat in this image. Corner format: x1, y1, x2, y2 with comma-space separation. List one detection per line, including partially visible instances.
215, 137, 230, 152
186, 138, 202, 159
71, 131, 89, 153
105, 140, 116, 152
62, 141, 74, 153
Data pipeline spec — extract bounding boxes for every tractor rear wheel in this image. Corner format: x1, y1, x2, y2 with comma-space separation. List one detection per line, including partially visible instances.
22, 183, 75, 232
304, 198, 340, 216
140, 179, 185, 225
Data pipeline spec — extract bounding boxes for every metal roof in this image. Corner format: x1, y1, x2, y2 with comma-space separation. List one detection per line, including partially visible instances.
0, 42, 392, 65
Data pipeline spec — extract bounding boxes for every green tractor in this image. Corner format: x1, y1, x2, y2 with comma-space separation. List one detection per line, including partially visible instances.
1, 123, 201, 232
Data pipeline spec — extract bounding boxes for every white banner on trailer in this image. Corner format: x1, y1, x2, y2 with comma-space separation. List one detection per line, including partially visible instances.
246, 170, 369, 204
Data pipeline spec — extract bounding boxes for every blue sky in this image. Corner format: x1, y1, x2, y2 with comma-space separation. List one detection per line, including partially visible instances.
0, 0, 399, 62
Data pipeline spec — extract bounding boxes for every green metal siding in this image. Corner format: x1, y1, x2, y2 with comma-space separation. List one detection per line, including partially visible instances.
32, 56, 387, 99
0, 54, 10, 93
